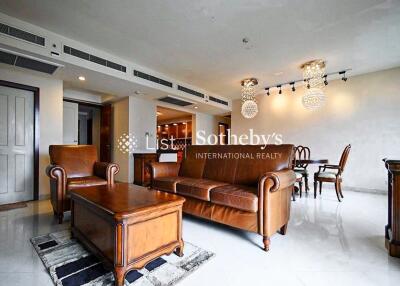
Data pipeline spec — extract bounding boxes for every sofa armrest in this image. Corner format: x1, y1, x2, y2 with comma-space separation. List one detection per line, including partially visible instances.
257, 169, 296, 237
150, 162, 180, 180
259, 169, 296, 193
94, 162, 120, 184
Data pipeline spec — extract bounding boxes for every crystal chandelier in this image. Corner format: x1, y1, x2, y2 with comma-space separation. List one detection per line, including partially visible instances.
301, 60, 326, 109
301, 60, 326, 88
302, 87, 326, 110
241, 78, 258, 118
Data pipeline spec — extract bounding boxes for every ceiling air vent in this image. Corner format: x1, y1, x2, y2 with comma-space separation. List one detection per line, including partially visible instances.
0, 49, 61, 74
63, 45, 126, 73
209, 96, 229, 106
134, 70, 173, 88
177, 85, 204, 98
0, 22, 45, 46
158, 96, 193, 107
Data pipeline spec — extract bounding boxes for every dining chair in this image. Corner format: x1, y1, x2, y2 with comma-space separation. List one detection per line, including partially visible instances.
294, 145, 311, 198
313, 144, 351, 202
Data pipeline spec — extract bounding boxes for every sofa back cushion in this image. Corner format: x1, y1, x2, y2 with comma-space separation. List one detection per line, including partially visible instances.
178, 145, 211, 178
234, 144, 294, 186
49, 145, 98, 178
202, 145, 241, 183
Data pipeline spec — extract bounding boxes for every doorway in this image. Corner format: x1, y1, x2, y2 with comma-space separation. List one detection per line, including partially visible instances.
0, 80, 39, 204
156, 106, 192, 162
63, 99, 112, 161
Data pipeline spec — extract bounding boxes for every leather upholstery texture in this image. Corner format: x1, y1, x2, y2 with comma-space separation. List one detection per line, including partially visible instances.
150, 144, 296, 246
210, 184, 258, 212
46, 145, 119, 223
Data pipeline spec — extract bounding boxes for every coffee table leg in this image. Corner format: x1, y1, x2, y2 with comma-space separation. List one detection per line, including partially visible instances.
114, 267, 126, 286
174, 240, 184, 257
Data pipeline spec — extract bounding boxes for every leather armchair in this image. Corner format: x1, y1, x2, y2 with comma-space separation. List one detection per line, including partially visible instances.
46, 145, 119, 223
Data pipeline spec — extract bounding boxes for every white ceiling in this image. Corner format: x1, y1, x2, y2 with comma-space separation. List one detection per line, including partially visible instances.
0, 0, 399, 99
157, 106, 192, 122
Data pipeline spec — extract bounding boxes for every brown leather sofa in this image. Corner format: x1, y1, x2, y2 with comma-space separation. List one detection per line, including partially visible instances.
150, 144, 296, 251
46, 145, 119, 224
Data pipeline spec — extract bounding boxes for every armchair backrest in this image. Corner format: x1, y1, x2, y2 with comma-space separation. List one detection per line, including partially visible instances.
294, 145, 310, 168
339, 144, 351, 172
49, 145, 98, 178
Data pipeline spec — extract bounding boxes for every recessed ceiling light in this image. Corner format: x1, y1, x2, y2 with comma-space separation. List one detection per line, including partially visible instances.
274, 71, 284, 76
173, 123, 178, 126
78, 76, 85, 81
193, 106, 198, 109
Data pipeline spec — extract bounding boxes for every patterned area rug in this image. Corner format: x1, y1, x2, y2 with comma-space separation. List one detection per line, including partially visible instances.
31, 230, 214, 286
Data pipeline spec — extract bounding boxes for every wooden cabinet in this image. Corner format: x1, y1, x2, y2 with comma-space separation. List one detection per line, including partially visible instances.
133, 153, 158, 186
383, 159, 400, 258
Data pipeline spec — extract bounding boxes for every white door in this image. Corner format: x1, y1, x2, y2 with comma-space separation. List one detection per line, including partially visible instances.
0, 86, 34, 204
63, 101, 78, 144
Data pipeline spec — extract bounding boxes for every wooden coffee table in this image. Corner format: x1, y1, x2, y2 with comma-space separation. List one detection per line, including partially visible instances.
69, 183, 185, 286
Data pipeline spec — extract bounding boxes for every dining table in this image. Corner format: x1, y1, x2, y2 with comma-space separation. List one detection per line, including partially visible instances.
293, 159, 329, 195
296, 159, 329, 165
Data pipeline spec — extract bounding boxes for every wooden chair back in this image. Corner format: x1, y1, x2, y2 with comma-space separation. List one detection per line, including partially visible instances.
339, 144, 351, 172
294, 145, 311, 168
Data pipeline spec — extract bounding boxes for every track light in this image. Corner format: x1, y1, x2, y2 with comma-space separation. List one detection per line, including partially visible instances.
265, 87, 270, 96
290, 82, 295, 92
324, 75, 328, 86
278, 85, 282, 95
307, 83, 310, 89
340, 71, 348, 81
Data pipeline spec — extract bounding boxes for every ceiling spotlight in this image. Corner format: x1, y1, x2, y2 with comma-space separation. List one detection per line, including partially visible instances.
291, 82, 296, 92
307, 83, 310, 89
340, 71, 348, 81
78, 76, 86, 81
324, 75, 328, 86
193, 106, 198, 109
265, 87, 270, 96
278, 85, 282, 95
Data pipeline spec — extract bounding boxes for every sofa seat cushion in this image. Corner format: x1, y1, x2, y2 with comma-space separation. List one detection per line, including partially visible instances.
152, 176, 187, 193
176, 178, 228, 201
210, 185, 258, 212
67, 176, 107, 190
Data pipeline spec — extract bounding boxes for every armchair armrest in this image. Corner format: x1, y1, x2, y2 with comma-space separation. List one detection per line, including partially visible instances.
46, 164, 66, 181
46, 164, 67, 219
149, 162, 180, 180
317, 164, 340, 175
94, 162, 120, 184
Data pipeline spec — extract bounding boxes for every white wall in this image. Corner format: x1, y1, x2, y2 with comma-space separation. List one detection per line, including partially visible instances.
0, 67, 63, 198
232, 67, 400, 192
111, 96, 157, 183
111, 97, 130, 182
129, 96, 157, 153
193, 112, 216, 145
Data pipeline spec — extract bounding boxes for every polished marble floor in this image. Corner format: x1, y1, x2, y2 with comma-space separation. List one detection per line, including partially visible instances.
0, 189, 399, 286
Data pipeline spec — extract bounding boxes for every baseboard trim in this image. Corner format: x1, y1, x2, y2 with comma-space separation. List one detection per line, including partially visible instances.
322, 184, 386, 195
39, 194, 50, 200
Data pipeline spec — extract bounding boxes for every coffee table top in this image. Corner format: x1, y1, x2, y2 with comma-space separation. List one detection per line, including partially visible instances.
69, 183, 185, 217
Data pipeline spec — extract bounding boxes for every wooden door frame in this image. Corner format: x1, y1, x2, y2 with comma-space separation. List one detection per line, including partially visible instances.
0, 80, 40, 201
